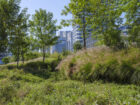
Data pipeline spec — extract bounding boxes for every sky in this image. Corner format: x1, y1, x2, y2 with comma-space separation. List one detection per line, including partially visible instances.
20, 0, 72, 31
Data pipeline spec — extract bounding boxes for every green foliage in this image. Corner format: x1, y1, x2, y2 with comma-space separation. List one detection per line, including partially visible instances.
62, 49, 71, 56
0, 0, 21, 52
122, 0, 140, 47
9, 8, 30, 68
0, 53, 140, 104
61, 0, 92, 49
2, 57, 10, 64
0, 79, 17, 103
73, 41, 82, 52
90, 0, 123, 48
59, 47, 140, 85
0, 71, 140, 105
30, 9, 59, 62
24, 52, 42, 61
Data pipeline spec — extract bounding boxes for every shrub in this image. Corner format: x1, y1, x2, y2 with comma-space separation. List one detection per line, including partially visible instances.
25, 52, 42, 60
2, 57, 10, 64
62, 50, 71, 57
0, 79, 18, 103
73, 41, 82, 52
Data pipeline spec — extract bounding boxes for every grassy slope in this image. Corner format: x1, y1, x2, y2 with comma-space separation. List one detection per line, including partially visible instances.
58, 46, 140, 85
0, 50, 140, 105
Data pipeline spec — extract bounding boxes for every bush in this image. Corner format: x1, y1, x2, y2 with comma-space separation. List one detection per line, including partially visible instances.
73, 41, 82, 52
2, 57, 10, 64
0, 79, 18, 103
62, 50, 71, 57
25, 52, 42, 60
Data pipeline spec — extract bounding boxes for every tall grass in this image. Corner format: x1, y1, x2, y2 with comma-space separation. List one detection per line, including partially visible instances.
58, 46, 140, 85
0, 51, 140, 105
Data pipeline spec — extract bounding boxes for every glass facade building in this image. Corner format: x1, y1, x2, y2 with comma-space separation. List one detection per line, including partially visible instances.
50, 31, 73, 53
72, 25, 96, 48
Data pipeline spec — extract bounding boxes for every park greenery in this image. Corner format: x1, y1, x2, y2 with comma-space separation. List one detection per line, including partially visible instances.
0, 0, 140, 104
62, 0, 140, 49
73, 41, 83, 52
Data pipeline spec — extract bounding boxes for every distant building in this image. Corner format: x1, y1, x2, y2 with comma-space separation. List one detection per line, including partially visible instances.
66, 31, 73, 51
72, 25, 96, 48
73, 25, 83, 44
50, 31, 73, 53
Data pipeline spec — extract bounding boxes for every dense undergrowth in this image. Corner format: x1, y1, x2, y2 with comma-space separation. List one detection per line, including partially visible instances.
0, 69, 140, 105
0, 48, 140, 104
58, 46, 140, 85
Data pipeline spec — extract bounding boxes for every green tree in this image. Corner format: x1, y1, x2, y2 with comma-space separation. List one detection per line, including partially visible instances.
10, 8, 29, 68
0, 0, 20, 53
21, 36, 30, 64
73, 41, 82, 52
90, 0, 123, 49
61, 0, 92, 49
30, 9, 58, 63
123, 0, 140, 46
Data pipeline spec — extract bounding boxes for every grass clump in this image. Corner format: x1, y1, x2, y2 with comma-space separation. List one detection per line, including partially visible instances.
58, 46, 140, 85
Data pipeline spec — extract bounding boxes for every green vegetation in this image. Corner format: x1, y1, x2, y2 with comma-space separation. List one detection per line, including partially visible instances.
62, 0, 140, 49
58, 47, 140, 85
0, 65, 140, 104
0, 0, 140, 104
61, 0, 91, 49
2, 57, 10, 64
0, 48, 140, 104
2, 52, 42, 64
0, 75, 140, 105
30, 9, 59, 63
9, 8, 30, 68
0, 0, 21, 53
73, 41, 83, 52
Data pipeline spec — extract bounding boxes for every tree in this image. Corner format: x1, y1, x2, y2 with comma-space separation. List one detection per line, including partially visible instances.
61, 0, 92, 49
21, 36, 30, 64
123, 0, 140, 46
30, 9, 58, 63
90, 0, 123, 49
0, 0, 20, 53
73, 41, 82, 52
9, 8, 29, 68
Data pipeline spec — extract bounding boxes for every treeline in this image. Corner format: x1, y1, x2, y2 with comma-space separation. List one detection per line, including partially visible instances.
62, 0, 140, 49
0, 0, 140, 67
0, 0, 59, 68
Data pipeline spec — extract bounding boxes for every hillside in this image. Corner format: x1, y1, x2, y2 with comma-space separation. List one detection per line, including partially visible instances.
0, 48, 140, 105
58, 46, 140, 85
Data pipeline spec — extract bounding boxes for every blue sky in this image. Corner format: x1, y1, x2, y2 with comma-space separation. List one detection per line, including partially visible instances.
20, 0, 72, 31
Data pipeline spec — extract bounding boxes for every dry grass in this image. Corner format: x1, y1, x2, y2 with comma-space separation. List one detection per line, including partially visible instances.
57, 46, 140, 85
57, 46, 112, 72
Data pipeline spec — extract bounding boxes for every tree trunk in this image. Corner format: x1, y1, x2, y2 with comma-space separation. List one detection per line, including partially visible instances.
22, 53, 24, 64
42, 46, 46, 63
17, 48, 20, 69
83, 16, 86, 49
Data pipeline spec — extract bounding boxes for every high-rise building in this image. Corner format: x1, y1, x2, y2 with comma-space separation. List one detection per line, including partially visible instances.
72, 25, 96, 48
73, 25, 83, 44
50, 31, 73, 53
66, 31, 73, 51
